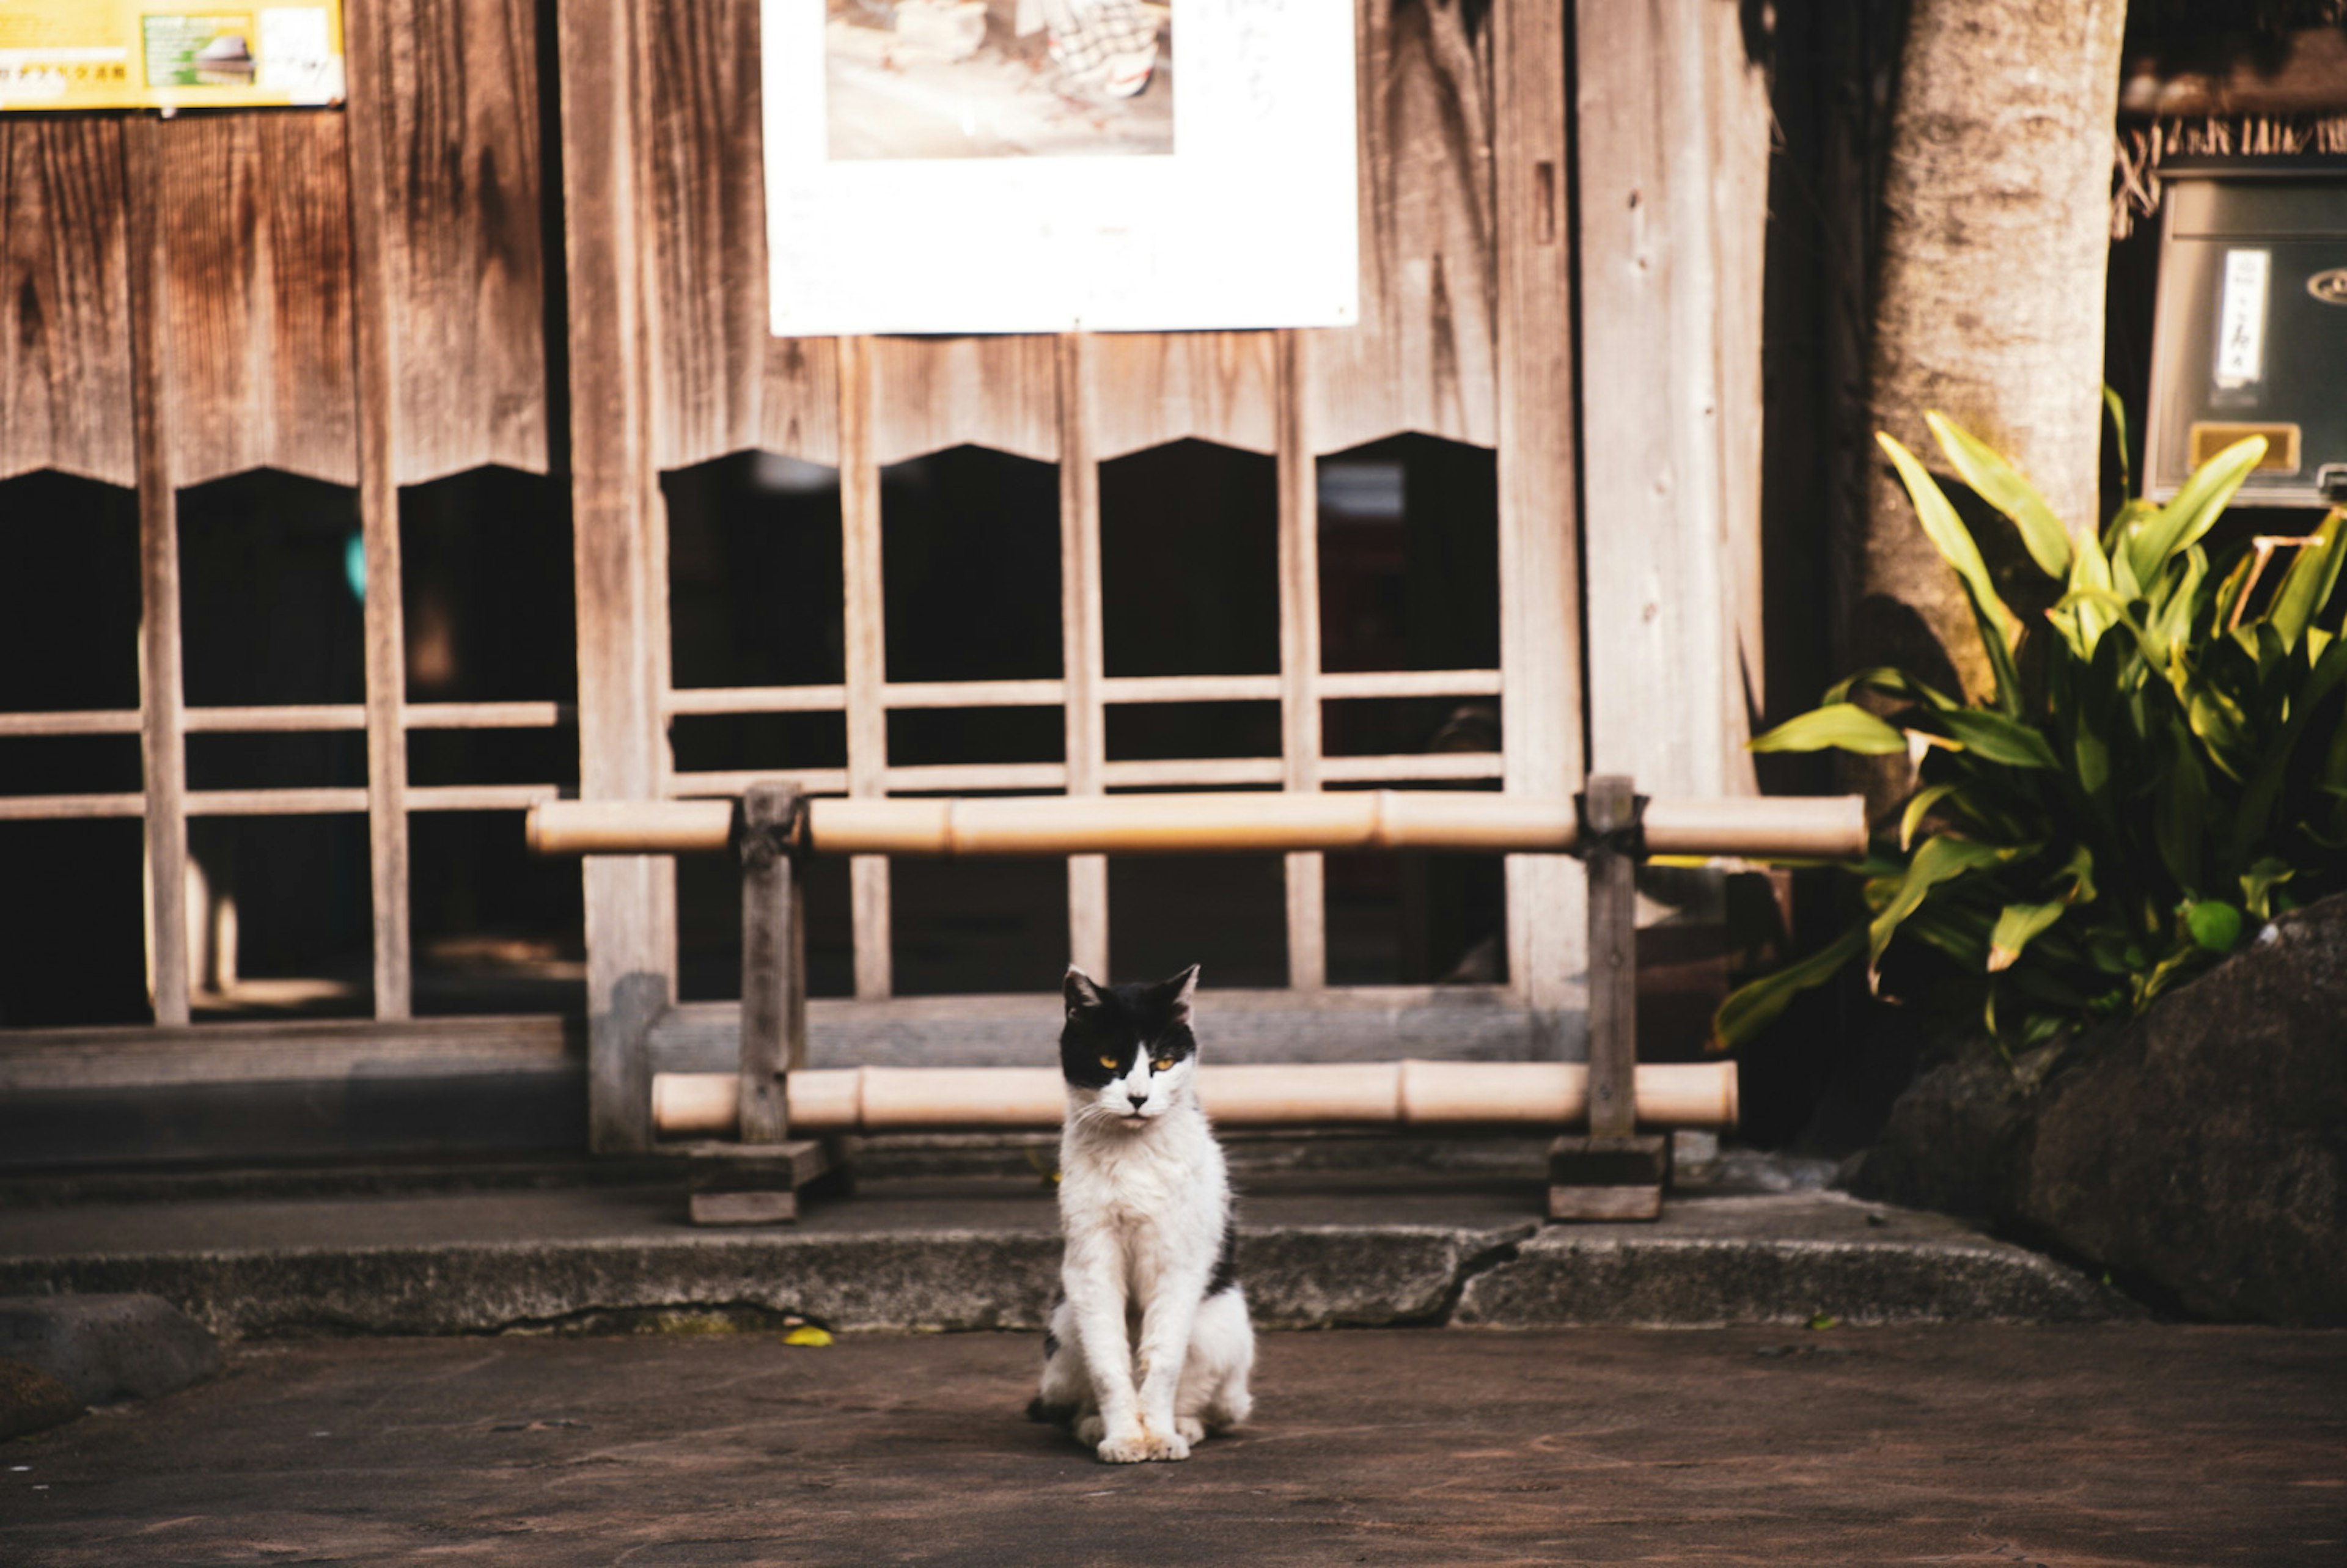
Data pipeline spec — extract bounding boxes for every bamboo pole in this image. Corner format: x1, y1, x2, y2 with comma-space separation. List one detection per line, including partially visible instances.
650, 1059, 1739, 1136
526, 791, 1867, 862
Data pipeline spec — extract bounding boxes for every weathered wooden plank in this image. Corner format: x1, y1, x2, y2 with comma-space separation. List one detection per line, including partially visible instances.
1493, 0, 1583, 1052
648, 986, 1537, 1071
1089, 331, 1280, 461
149, 113, 357, 489
837, 335, 893, 998
124, 119, 190, 1029
1276, 332, 1326, 990
0, 120, 134, 487
1576, 0, 1764, 807
1580, 775, 1637, 1138
736, 782, 806, 1143
870, 334, 1059, 467
0, 1015, 584, 1092
1307, 0, 1498, 456
560, 0, 673, 1152
1058, 334, 1108, 979
347, 0, 416, 1020
351, 0, 549, 482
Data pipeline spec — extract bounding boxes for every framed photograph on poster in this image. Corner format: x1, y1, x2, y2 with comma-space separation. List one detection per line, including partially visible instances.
763, 0, 1359, 337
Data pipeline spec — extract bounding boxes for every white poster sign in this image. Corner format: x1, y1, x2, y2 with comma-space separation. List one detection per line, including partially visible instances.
762, 0, 1359, 337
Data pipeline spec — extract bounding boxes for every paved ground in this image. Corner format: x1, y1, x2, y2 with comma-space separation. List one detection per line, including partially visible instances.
4, 1326, 2342, 1566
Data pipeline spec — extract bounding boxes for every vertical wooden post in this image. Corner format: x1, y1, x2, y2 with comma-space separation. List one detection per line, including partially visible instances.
1274, 330, 1325, 989
1574, 0, 1766, 810
1581, 775, 1638, 1140
343, 0, 411, 1019
123, 117, 189, 1029
837, 334, 892, 998
692, 779, 828, 1225
735, 781, 805, 1145
558, 0, 672, 1151
1058, 332, 1109, 980
1548, 775, 1667, 1221
1494, 0, 1585, 1053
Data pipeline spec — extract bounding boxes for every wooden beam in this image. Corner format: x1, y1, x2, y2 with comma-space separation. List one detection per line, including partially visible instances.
344, 0, 412, 1020
1574, 0, 1765, 808
1275, 331, 1326, 990
122, 117, 189, 1029
735, 782, 806, 1144
557, 0, 672, 1152
837, 334, 892, 999
1058, 332, 1108, 980
1493, 0, 1584, 1052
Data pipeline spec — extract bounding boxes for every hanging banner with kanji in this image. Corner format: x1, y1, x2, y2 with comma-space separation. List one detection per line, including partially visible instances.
0, 0, 343, 112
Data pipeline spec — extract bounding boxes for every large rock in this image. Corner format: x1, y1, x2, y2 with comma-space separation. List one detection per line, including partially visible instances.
1850, 895, 2347, 1324
0, 1293, 220, 1406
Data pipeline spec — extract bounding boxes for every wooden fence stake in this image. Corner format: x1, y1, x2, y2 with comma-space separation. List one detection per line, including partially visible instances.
1549, 774, 1669, 1220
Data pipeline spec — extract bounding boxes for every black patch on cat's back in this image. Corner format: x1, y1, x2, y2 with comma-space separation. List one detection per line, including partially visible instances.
1205, 1209, 1239, 1299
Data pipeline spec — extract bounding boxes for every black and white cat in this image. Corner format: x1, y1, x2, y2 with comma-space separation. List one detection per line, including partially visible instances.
1029, 964, 1254, 1463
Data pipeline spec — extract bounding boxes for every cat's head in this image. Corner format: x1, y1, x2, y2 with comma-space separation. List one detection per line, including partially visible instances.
1059, 963, 1200, 1129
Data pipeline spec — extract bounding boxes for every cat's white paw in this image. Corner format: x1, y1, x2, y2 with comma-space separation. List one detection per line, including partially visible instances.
1096, 1423, 1190, 1464
1175, 1415, 1207, 1445
1074, 1415, 1106, 1447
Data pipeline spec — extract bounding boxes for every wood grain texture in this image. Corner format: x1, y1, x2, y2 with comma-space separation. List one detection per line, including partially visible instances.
1089, 331, 1279, 461
560, 0, 672, 1152
1276, 333, 1327, 990
837, 337, 892, 998
347, 0, 416, 1019
1492, 0, 1582, 1046
351, 0, 550, 482
1576, 0, 1764, 805
1057, 334, 1109, 980
870, 333, 1059, 467
149, 113, 357, 489
124, 120, 191, 1029
1580, 776, 1637, 1139
0, 120, 134, 487
1307, 0, 1498, 456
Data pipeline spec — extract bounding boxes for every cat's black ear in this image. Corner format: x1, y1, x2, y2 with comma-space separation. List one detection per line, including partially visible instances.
1158, 964, 1200, 1024
1064, 966, 1106, 1017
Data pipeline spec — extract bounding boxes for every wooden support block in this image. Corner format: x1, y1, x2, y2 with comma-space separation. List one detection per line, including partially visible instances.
1547, 1135, 1667, 1222
735, 782, 806, 1146
685, 1139, 833, 1226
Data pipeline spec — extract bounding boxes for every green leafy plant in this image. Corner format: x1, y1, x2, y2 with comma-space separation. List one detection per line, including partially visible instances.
1713, 406, 2347, 1055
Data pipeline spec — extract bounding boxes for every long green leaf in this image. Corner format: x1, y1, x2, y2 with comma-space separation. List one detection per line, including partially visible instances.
2153, 720, 2211, 896
1926, 411, 2071, 578
2264, 507, 2347, 652
1709, 925, 1867, 1052
1877, 433, 2023, 656
2103, 384, 2133, 501
1940, 708, 2060, 769
1748, 703, 1910, 756
1987, 899, 2070, 973
2228, 639, 2347, 865
1823, 666, 1959, 711
1898, 781, 1961, 851
1868, 835, 2016, 967
2127, 434, 2266, 585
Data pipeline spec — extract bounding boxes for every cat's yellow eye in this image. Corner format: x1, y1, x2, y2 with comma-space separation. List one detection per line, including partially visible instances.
1098, 1055, 1118, 1069
1152, 1057, 1174, 1072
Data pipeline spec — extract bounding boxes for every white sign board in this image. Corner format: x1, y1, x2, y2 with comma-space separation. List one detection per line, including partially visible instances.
762, 0, 1359, 337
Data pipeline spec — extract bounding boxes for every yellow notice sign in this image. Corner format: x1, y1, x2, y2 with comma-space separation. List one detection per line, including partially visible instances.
0, 1, 343, 111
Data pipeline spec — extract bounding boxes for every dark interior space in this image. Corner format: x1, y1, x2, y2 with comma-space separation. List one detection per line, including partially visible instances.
0, 471, 149, 1026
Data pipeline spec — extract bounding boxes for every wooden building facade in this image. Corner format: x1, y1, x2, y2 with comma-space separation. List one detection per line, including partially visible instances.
0, 0, 1772, 1162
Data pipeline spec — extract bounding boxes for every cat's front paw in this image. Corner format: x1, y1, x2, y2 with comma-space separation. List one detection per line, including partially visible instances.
1175, 1415, 1207, 1445
1074, 1415, 1106, 1447
1096, 1423, 1190, 1464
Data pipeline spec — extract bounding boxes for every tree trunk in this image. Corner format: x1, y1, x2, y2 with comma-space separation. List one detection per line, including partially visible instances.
1855, 0, 2129, 714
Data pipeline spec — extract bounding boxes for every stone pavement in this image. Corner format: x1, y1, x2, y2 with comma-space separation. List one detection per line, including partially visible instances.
3, 1325, 2343, 1566
0, 1172, 2129, 1337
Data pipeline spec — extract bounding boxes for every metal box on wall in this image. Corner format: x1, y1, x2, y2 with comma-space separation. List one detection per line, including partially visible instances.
2147, 163, 2347, 507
